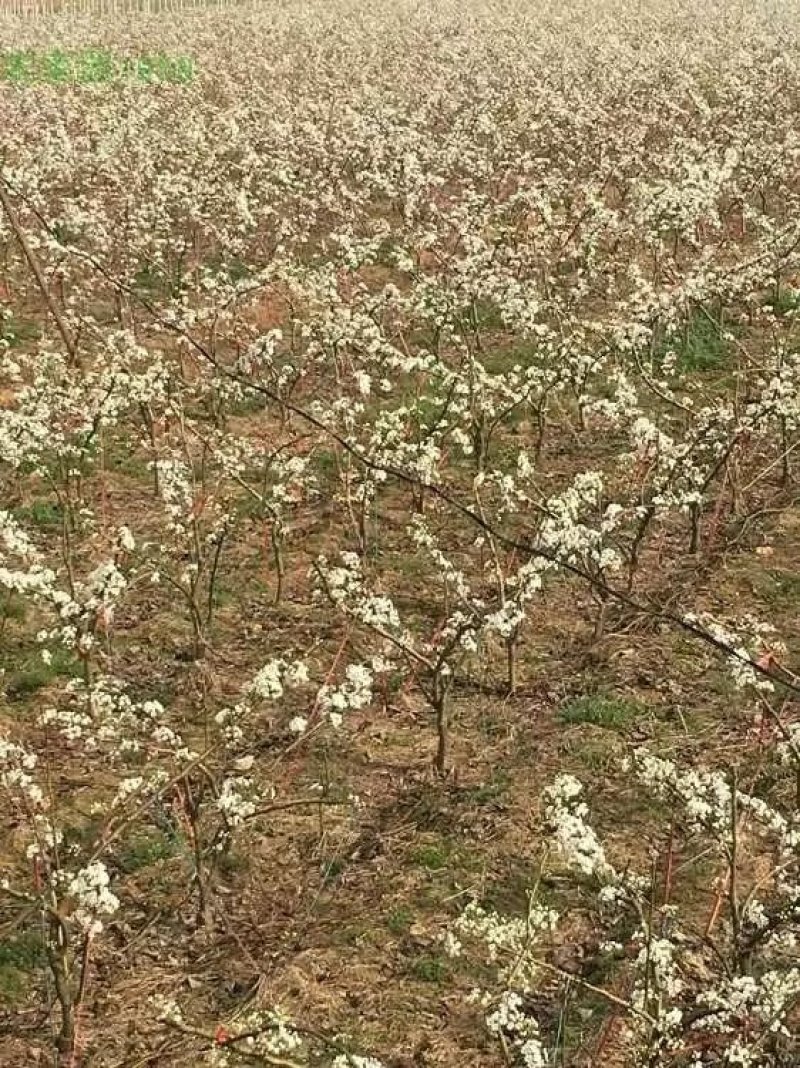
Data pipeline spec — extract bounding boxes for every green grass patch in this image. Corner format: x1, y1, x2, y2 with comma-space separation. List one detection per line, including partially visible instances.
0, 314, 41, 348
657, 310, 728, 373
310, 447, 339, 482
386, 905, 414, 936
409, 839, 452, 871
105, 447, 152, 478
4, 647, 80, 699
0, 592, 27, 623
766, 286, 800, 316
132, 262, 187, 301
204, 256, 254, 285
226, 392, 268, 420
481, 340, 537, 375
468, 297, 506, 334
558, 694, 642, 730
562, 731, 620, 772
759, 567, 800, 608
14, 499, 63, 530
321, 855, 347, 886
458, 769, 510, 806
118, 828, 181, 873
479, 860, 547, 914
408, 953, 448, 983
0, 930, 44, 998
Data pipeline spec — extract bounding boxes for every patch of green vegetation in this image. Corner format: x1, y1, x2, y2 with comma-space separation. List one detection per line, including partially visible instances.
0, 930, 44, 998
766, 286, 800, 316
700, 668, 741, 702
118, 828, 180, 873
333, 921, 378, 948
403, 391, 450, 430
759, 567, 800, 607
458, 769, 510, 806
558, 694, 642, 730
409, 839, 452, 871
0, 592, 27, 623
4, 647, 80, 699
133, 262, 186, 300
479, 861, 544, 914
476, 701, 510, 741
382, 670, 404, 696
680, 842, 730, 895
373, 237, 398, 268
226, 392, 267, 419
408, 953, 448, 983
482, 342, 533, 375
105, 449, 151, 478
681, 314, 727, 371
236, 494, 270, 522
659, 310, 728, 373
13, 500, 63, 530
399, 783, 452, 832
311, 448, 338, 481
559, 730, 620, 773
321, 855, 347, 885
386, 906, 414, 936
553, 988, 608, 1057
58, 814, 105, 855
0, 314, 41, 347
216, 847, 251, 877
200, 256, 255, 294
133, 263, 163, 294
325, 1030, 375, 1061
468, 297, 506, 334
206, 581, 237, 612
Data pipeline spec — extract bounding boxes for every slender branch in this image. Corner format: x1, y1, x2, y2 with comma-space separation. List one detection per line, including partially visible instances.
161, 1017, 303, 1067
0, 174, 77, 362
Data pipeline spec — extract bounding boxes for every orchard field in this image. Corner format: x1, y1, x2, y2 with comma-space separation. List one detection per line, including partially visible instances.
1, 1, 800, 1065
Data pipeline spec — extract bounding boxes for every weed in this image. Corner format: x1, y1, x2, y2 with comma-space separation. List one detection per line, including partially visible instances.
311, 448, 339, 481
118, 828, 180, 873
105, 449, 151, 477
459, 770, 510, 805
223, 258, 253, 283
482, 344, 531, 374
766, 286, 800, 315
558, 694, 641, 730
0, 314, 41, 347
0, 592, 27, 623
559, 731, 620, 773
227, 392, 267, 419
468, 297, 506, 333
13, 500, 63, 530
761, 567, 800, 607
658, 310, 728, 372
410, 839, 451, 871
4, 647, 79, 698
408, 953, 448, 983
386, 905, 414, 935
321, 856, 347, 885
480, 861, 543, 913
216, 848, 251, 877
0, 930, 44, 998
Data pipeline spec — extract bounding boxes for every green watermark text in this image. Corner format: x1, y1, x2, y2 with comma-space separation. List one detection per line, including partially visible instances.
1, 49, 195, 84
